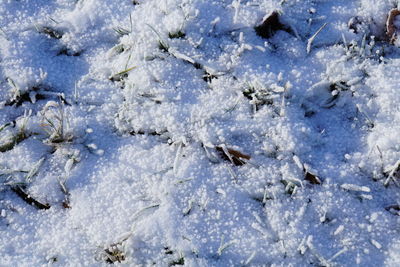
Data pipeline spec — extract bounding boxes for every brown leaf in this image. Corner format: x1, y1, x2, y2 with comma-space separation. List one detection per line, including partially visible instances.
216, 146, 251, 166
227, 148, 251, 160
386, 8, 400, 43
254, 11, 286, 39
304, 171, 321, 185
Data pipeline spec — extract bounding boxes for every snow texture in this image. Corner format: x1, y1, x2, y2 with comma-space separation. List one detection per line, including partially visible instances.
1, 0, 400, 266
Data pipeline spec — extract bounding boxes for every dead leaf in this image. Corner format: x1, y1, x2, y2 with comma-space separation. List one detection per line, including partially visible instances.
386, 8, 400, 43
216, 146, 251, 166
254, 11, 286, 39
304, 171, 321, 185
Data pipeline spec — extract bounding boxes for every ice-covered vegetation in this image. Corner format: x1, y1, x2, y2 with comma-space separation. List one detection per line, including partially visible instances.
1, 0, 400, 266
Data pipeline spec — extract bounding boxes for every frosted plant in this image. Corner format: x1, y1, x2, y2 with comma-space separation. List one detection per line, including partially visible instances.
40, 101, 73, 144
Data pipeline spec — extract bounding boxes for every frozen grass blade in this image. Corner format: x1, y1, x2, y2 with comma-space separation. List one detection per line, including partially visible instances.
25, 157, 45, 183
244, 251, 257, 266
173, 142, 183, 176
11, 185, 50, 210
0, 27, 8, 40
217, 235, 237, 257
113, 26, 131, 36
146, 23, 169, 52
307, 23, 327, 54
0, 122, 11, 133
109, 66, 136, 82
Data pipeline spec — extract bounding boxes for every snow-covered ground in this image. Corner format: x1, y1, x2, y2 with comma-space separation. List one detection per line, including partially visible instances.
1, 0, 400, 265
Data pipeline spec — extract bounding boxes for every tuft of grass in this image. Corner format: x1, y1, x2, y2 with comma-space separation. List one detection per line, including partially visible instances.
242, 83, 279, 111
2, 157, 50, 210
0, 130, 27, 153
113, 14, 133, 37
146, 23, 170, 52
113, 26, 131, 36
6, 87, 47, 107
96, 233, 133, 264
103, 244, 126, 264
5, 82, 68, 107
146, 23, 226, 88
0, 112, 31, 153
41, 101, 73, 144
0, 122, 11, 134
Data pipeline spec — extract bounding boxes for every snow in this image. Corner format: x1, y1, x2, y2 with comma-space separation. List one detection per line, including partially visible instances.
1, 0, 400, 266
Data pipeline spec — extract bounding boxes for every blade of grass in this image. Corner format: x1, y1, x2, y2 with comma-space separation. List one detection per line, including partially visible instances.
307, 23, 327, 54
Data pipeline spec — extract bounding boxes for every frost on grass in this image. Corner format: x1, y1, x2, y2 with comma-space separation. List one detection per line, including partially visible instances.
1, 0, 400, 266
